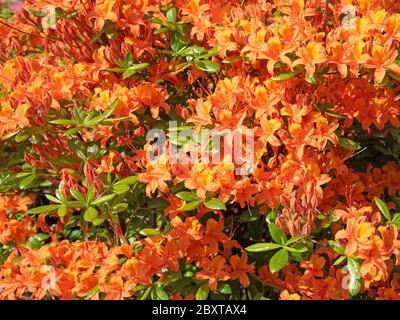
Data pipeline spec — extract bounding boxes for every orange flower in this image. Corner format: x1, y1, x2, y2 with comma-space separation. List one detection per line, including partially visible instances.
335, 218, 375, 256
280, 103, 313, 123
138, 161, 172, 197
256, 116, 281, 147
287, 122, 314, 160
177, 164, 220, 199
229, 253, 254, 288
96, 151, 120, 174
292, 42, 327, 79
195, 256, 230, 292
214, 28, 238, 57
0, 102, 30, 138
364, 45, 400, 83
202, 219, 227, 255
134, 83, 170, 118
280, 290, 301, 300
88, 0, 118, 31
187, 99, 213, 129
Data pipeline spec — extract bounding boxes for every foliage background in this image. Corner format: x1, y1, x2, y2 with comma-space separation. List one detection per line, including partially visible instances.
1, 0, 400, 300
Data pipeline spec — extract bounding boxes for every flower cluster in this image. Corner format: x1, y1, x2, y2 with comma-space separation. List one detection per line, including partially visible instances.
0, 0, 400, 300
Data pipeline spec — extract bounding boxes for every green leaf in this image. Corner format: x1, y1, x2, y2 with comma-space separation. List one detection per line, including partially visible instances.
56, 185, 65, 201
333, 255, 346, 266
148, 16, 165, 25
83, 115, 104, 127
107, 67, 126, 73
269, 248, 289, 273
194, 60, 220, 73
288, 251, 301, 263
73, 107, 84, 121
92, 216, 107, 226
86, 186, 96, 205
140, 286, 152, 300
15, 132, 29, 142
27, 204, 60, 214
84, 286, 99, 300
70, 188, 86, 203
84, 101, 118, 127
64, 127, 82, 135
176, 191, 200, 202
170, 31, 188, 52
19, 174, 36, 189
196, 283, 209, 300
373, 144, 393, 156
218, 283, 232, 295
91, 194, 116, 206
50, 119, 77, 125
0, 8, 13, 20
245, 243, 282, 252
45, 194, 62, 204
147, 198, 169, 209
27, 233, 49, 249
124, 52, 133, 67
325, 111, 346, 119
329, 240, 345, 254
154, 27, 169, 35
112, 184, 130, 194
268, 223, 287, 245
375, 197, 391, 222
304, 75, 317, 85
179, 200, 202, 211
271, 70, 301, 81
15, 172, 31, 178
176, 45, 206, 57
29, 9, 46, 17
65, 10, 79, 19
84, 207, 98, 222
266, 210, 278, 223
65, 201, 86, 208
112, 203, 129, 213
347, 257, 362, 296
285, 235, 303, 245
392, 196, 400, 205
273, 9, 283, 17
347, 258, 360, 277
40, 180, 52, 187
153, 287, 169, 300
204, 198, 226, 210
1, 131, 18, 140
58, 204, 68, 217
199, 47, 218, 59
285, 245, 308, 253
114, 176, 138, 186
339, 137, 361, 151
166, 6, 177, 23
122, 63, 150, 79
139, 228, 161, 236
391, 213, 400, 228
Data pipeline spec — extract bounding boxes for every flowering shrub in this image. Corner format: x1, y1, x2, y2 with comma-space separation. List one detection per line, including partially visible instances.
1, 0, 400, 300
